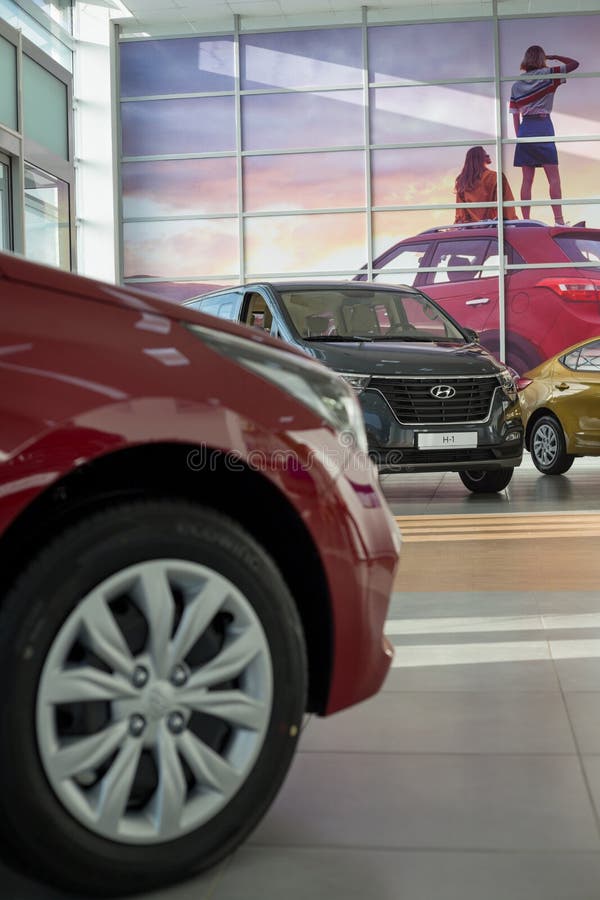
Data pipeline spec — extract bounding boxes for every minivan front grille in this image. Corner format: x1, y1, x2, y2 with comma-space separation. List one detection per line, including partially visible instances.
369, 375, 498, 424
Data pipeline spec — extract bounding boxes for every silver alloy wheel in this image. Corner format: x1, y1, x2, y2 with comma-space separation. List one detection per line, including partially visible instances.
36, 560, 273, 844
533, 422, 558, 468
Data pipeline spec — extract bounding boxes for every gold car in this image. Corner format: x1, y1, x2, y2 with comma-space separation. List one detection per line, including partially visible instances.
519, 336, 600, 475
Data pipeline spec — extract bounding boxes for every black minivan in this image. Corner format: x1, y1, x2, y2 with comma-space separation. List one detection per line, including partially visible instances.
185, 281, 523, 493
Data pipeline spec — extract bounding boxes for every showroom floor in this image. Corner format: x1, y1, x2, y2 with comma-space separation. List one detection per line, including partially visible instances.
6, 456, 600, 900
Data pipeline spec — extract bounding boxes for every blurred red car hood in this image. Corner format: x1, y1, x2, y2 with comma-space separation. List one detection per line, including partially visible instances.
0, 251, 302, 356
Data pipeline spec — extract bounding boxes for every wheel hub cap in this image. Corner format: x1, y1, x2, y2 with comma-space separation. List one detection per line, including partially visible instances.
146, 683, 174, 720
36, 559, 273, 844
534, 424, 557, 466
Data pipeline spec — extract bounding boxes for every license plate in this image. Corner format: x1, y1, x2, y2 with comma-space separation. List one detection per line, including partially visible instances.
417, 432, 478, 449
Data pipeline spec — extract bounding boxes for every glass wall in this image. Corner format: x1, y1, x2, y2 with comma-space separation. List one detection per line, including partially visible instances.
0, 155, 11, 249
118, 11, 600, 372
24, 163, 70, 268
0, 14, 74, 267
29, 0, 72, 33
23, 54, 69, 158
0, 0, 72, 69
0, 31, 16, 130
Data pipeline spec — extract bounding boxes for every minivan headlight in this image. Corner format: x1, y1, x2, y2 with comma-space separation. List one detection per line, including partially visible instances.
185, 324, 369, 453
339, 373, 371, 394
498, 368, 518, 401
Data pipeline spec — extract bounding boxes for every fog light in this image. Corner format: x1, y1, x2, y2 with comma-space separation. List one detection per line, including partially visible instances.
505, 431, 521, 442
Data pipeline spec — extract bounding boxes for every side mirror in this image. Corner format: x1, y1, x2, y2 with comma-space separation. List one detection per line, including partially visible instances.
463, 328, 479, 343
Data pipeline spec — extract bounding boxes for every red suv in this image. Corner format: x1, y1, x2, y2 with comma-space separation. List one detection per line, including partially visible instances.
0, 252, 399, 896
357, 220, 600, 374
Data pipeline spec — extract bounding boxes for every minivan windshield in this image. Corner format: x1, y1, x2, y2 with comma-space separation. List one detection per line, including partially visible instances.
277, 287, 467, 342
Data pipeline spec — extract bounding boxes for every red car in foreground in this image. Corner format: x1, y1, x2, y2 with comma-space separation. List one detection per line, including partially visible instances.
0, 252, 399, 896
358, 220, 600, 374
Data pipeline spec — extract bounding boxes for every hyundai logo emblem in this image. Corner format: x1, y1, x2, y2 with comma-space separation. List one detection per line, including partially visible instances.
430, 384, 456, 399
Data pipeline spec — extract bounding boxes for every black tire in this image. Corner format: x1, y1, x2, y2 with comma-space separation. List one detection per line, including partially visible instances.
0, 500, 307, 897
476, 330, 541, 376
506, 351, 534, 378
505, 338, 542, 376
530, 415, 575, 475
459, 468, 514, 493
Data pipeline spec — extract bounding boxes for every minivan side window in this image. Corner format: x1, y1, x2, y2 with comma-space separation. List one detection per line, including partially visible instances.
242, 292, 275, 334
188, 292, 243, 321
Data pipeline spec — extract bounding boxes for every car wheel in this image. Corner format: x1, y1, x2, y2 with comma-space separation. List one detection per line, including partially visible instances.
0, 500, 306, 896
530, 415, 575, 475
505, 343, 542, 376
459, 468, 514, 493
507, 351, 535, 378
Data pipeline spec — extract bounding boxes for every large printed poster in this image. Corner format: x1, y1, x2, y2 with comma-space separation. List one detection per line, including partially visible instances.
119, 14, 600, 371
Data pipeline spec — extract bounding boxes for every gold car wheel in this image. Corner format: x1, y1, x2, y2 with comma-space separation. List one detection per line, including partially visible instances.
530, 416, 574, 476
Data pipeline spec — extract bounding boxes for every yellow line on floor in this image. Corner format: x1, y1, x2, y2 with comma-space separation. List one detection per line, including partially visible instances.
395, 510, 600, 521
394, 512, 600, 542
392, 512, 600, 591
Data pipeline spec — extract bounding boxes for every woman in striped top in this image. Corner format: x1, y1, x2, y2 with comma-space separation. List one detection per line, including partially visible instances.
510, 45, 579, 225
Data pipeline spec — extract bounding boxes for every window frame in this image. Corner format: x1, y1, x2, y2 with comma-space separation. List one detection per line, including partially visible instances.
0, 19, 75, 268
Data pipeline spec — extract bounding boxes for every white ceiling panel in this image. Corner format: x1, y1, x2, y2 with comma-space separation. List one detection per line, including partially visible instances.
115, 0, 406, 35
113, 0, 559, 37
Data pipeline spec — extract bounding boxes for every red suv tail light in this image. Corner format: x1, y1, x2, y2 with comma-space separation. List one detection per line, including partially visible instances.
536, 277, 600, 302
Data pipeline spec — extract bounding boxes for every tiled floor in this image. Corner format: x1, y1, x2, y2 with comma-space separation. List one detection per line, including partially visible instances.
381, 453, 600, 517
6, 456, 600, 899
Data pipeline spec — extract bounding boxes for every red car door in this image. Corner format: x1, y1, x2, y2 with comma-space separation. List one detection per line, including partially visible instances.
416, 238, 500, 346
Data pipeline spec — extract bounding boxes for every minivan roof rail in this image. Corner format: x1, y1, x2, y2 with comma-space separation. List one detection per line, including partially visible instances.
419, 220, 547, 234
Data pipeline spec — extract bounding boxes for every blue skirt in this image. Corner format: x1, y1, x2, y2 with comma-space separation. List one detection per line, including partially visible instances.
514, 116, 558, 167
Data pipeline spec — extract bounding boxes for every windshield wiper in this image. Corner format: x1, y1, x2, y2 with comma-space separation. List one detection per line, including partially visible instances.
374, 335, 465, 343
373, 335, 437, 342
304, 335, 375, 342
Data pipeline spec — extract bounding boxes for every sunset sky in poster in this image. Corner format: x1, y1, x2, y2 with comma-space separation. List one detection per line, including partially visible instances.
120, 36, 235, 97
120, 15, 600, 283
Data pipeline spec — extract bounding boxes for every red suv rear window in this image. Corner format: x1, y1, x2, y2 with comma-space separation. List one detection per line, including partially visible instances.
554, 236, 600, 271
